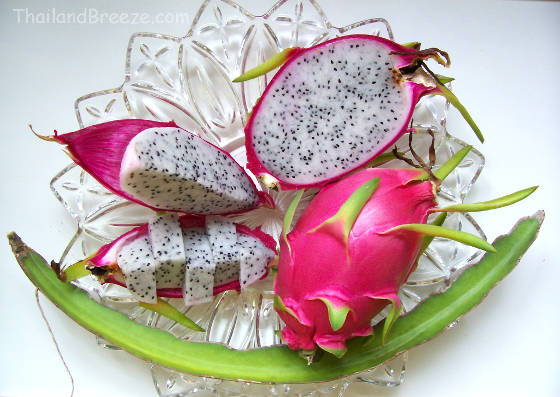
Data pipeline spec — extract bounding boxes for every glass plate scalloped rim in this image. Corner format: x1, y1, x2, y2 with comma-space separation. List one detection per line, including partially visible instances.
50, 0, 486, 396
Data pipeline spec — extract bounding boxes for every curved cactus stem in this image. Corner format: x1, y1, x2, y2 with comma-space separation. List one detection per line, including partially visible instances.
433, 186, 538, 213
139, 299, 204, 333
7, 212, 542, 382
308, 177, 380, 264
233, 47, 301, 82
311, 297, 352, 332
385, 223, 496, 253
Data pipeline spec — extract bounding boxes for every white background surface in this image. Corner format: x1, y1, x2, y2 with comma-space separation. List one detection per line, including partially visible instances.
1, 0, 559, 396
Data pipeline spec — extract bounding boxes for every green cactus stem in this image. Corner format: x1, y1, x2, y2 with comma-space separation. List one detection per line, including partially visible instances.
7, 212, 543, 382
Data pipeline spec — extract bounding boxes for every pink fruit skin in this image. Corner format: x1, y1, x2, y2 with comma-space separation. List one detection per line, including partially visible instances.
274, 168, 437, 352
88, 215, 277, 297
244, 34, 438, 191
53, 119, 272, 214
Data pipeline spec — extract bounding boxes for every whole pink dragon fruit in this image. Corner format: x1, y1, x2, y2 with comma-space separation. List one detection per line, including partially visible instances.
274, 168, 440, 357
273, 160, 538, 357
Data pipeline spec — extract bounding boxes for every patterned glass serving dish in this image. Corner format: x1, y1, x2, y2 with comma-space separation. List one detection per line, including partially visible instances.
51, 0, 485, 395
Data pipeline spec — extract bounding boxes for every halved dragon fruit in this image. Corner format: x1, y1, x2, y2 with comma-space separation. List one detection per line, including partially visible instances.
44, 119, 272, 214
79, 214, 277, 306
238, 35, 482, 190
274, 159, 536, 357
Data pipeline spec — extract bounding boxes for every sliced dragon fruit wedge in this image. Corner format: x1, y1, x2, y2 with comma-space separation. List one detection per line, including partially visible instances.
205, 215, 239, 266
205, 215, 241, 289
47, 119, 272, 215
238, 234, 276, 288
117, 235, 157, 304
182, 228, 215, 306
78, 215, 277, 304
240, 35, 483, 190
149, 213, 186, 288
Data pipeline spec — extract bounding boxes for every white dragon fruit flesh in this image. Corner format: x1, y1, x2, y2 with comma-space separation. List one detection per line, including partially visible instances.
242, 35, 482, 190
117, 235, 157, 304
149, 213, 186, 288
81, 215, 277, 305
48, 119, 272, 215
205, 216, 239, 268
238, 234, 273, 288
182, 228, 216, 306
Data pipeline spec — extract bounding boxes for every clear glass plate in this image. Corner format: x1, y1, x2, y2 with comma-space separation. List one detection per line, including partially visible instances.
51, 0, 486, 395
